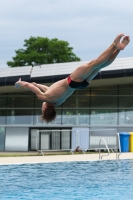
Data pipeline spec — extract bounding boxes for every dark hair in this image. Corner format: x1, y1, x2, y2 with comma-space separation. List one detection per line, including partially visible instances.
41, 105, 56, 123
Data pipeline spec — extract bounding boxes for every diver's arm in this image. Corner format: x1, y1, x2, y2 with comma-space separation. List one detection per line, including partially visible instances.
15, 79, 48, 101
32, 82, 49, 92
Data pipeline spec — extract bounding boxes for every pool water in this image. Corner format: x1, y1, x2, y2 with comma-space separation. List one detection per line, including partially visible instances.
0, 160, 133, 200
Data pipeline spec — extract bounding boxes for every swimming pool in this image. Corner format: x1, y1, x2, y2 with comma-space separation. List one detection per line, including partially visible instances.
0, 160, 133, 199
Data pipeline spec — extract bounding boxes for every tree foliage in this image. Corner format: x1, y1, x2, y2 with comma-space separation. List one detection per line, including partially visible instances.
7, 37, 81, 67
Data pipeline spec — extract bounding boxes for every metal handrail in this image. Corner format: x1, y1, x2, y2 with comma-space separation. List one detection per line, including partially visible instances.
99, 138, 110, 160
35, 130, 79, 156
117, 133, 121, 159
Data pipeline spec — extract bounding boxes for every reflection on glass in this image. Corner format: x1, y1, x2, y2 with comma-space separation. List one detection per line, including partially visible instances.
62, 109, 77, 125
77, 88, 90, 96
7, 96, 34, 108
0, 127, 5, 151
119, 84, 133, 95
7, 109, 33, 124
62, 109, 89, 125
78, 97, 90, 107
90, 110, 117, 125
63, 96, 90, 108
91, 96, 117, 108
91, 86, 117, 95
0, 110, 6, 125
63, 96, 76, 107
34, 96, 43, 108
0, 97, 7, 107
34, 109, 43, 125
77, 110, 89, 125
119, 109, 133, 125
119, 96, 133, 108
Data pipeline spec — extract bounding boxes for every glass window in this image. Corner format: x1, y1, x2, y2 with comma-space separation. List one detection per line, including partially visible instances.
7, 95, 34, 108
91, 86, 117, 95
119, 109, 133, 125
91, 96, 117, 108
34, 109, 44, 125
90, 109, 117, 125
77, 88, 90, 96
62, 109, 77, 125
34, 109, 62, 125
63, 96, 90, 108
77, 109, 89, 125
62, 109, 89, 125
0, 110, 6, 125
34, 96, 43, 108
0, 127, 5, 151
6, 109, 33, 125
63, 96, 77, 108
78, 96, 90, 107
119, 96, 133, 108
119, 84, 133, 95
0, 96, 7, 108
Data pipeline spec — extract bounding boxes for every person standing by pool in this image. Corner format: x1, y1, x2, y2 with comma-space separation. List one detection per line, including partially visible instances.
15, 33, 130, 123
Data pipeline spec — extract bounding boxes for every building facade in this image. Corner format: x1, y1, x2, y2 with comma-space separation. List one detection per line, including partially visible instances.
0, 57, 133, 151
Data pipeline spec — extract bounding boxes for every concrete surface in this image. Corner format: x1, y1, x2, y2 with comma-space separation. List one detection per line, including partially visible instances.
0, 152, 133, 165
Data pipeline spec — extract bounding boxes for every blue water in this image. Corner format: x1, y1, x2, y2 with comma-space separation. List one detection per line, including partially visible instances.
0, 160, 133, 200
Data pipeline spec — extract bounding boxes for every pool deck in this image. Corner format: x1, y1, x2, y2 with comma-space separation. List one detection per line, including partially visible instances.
0, 152, 133, 165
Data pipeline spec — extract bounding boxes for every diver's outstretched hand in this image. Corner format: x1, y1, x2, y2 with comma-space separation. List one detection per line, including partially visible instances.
15, 78, 21, 89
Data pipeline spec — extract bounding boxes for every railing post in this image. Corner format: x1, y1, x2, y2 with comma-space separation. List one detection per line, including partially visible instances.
117, 133, 121, 159
99, 138, 110, 160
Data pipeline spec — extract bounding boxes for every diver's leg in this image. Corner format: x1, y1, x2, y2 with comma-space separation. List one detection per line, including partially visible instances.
86, 49, 120, 82
70, 34, 130, 82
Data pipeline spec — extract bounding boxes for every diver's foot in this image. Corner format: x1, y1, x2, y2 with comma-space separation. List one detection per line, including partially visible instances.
120, 36, 130, 50
113, 33, 124, 50
113, 33, 130, 50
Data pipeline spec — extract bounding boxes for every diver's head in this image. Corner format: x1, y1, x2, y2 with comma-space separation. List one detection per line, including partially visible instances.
41, 102, 56, 123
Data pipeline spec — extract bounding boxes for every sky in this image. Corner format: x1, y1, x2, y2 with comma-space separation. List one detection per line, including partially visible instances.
0, 0, 133, 68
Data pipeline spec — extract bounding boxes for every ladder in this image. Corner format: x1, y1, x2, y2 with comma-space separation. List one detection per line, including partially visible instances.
99, 138, 118, 160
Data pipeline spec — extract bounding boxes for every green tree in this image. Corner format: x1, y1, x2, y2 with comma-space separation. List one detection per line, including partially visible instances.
7, 37, 81, 67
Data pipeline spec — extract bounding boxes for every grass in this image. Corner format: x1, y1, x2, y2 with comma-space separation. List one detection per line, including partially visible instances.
0, 151, 104, 157
0, 153, 39, 157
